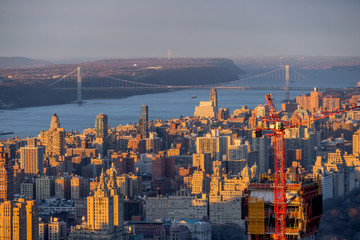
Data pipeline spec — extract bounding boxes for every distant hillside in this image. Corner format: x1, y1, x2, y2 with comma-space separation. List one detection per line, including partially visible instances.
233, 56, 360, 70
0, 57, 243, 109
0, 57, 53, 69
330, 65, 360, 71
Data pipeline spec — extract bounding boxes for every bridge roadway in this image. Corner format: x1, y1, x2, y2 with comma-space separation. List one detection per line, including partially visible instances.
52, 86, 340, 91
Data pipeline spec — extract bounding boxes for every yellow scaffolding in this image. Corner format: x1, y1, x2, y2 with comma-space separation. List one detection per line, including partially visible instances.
248, 197, 265, 235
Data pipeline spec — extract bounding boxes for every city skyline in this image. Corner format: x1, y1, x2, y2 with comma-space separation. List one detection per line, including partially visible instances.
1, 0, 360, 59
1, 1, 360, 238
1, 87, 360, 239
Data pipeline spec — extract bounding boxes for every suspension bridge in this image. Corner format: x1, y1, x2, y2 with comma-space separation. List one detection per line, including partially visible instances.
49, 66, 326, 103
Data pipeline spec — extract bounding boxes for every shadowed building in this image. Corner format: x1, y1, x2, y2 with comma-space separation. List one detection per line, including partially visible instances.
138, 104, 149, 139
0, 147, 13, 202
95, 113, 108, 156
210, 88, 218, 113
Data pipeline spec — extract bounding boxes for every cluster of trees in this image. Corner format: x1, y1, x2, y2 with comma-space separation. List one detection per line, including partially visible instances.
317, 188, 360, 240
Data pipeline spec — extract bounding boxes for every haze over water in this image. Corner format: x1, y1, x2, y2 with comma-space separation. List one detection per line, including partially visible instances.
1, 68, 359, 139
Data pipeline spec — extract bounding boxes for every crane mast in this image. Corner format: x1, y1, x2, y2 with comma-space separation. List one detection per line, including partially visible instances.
255, 94, 360, 240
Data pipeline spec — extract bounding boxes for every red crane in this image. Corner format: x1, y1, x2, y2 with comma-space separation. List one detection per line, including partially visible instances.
255, 94, 360, 240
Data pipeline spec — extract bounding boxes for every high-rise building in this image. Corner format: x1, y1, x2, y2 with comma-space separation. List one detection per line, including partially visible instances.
107, 167, 124, 228
208, 164, 247, 227
138, 104, 149, 139
0, 200, 26, 240
194, 101, 216, 119
55, 176, 71, 199
36, 176, 55, 200
95, 113, 108, 139
71, 175, 87, 200
353, 128, 360, 157
193, 152, 212, 174
210, 88, 218, 113
70, 170, 122, 239
20, 138, 45, 176
251, 133, 270, 174
191, 170, 207, 194
40, 114, 65, 157
0, 198, 39, 240
0, 147, 13, 202
115, 173, 142, 198
146, 132, 161, 153
13, 160, 24, 196
196, 134, 230, 161
21, 181, 35, 200
19, 199, 39, 240
95, 113, 108, 156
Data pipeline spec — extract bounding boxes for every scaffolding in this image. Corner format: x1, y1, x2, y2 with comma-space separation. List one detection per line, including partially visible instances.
248, 197, 265, 235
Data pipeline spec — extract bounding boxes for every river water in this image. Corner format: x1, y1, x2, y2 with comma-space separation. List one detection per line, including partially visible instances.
1, 69, 359, 139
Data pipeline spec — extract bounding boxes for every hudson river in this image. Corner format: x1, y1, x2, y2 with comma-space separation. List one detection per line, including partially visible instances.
1, 69, 359, 139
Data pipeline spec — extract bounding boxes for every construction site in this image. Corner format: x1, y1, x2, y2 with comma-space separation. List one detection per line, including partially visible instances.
241, 173, 322, 240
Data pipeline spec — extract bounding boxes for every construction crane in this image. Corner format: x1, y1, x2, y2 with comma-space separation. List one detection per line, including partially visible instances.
255, 94, 360, 240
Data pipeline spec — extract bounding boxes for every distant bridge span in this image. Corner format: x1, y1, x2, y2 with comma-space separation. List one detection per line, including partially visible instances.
52, 86, 333, 91
49, 66, 343, 103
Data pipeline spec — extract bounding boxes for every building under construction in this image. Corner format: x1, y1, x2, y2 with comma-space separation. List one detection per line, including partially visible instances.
242, 174, 322, 240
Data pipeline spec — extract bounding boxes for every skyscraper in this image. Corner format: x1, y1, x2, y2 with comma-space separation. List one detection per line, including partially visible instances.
95, 113, 108, 139
210, 88, 218, 112
95, 113, 108, 156
20, 138, 45, 176
0, 147, 13, 202
138, 104, 148, 139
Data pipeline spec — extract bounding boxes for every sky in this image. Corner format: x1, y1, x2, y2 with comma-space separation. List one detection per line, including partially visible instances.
1, 0, 360, 59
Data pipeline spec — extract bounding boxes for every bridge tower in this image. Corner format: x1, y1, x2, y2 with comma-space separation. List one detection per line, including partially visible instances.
285, 65, 290, 101
77, 67, 82, 103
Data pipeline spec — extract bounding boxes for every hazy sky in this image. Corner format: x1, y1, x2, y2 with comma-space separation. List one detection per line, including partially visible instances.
1, 0, 360, 59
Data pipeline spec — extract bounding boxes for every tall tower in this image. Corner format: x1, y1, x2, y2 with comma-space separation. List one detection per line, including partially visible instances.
0, 147, 13, 202
285, 65, 290, 101
210, 88, 218, 112
138, 104, 149, 139
95, 113, 108, 139
95, 113, 108, 156
77, 66, 82, 104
